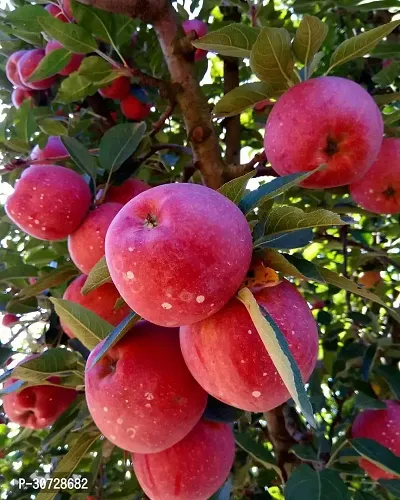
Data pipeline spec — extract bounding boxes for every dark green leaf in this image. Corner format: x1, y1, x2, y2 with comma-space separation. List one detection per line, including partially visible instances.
375, 365, 400, 399
379, 479, 400, 498
351, 438, 400, 477
0, 265, 38, 281
291, 444, 319, 462
372, 61, 400, 87
16, 264, 79, 300
234, 431, 281, 477
285, 465, 350, 500
354, 391, 387, 410
218, 171, 256, 204
60, 136, 97, 180
254, 228, 314, 250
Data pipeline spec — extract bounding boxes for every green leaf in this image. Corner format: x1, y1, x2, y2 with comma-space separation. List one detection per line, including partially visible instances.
192, 23, 259, 58
77, 56, 117, 85
6, 5, 50, 33
28, 49, 71, 83
60, 136, 97, 180
38, 118, 68, 136
328, 20, 400, 72
81, 256, 111, 295
237, 287, 316, 427
379, 479, 400, 498
374, 92, 400, 106
213, 82, 286, 118
285, 465, 350, 500
375, 365, 400, 399
71, 0, 115, 43
354, 391, 387, 410
89, 312, 141, 366
38, 16, 98, 54
55, 72, 97, 104
372, 61, 400, 87
99, 122, 147, 172
262, 249, 322, 281
218, 171, 256, 204
351, 438, 400, 478
292, 15, 328, 67
16, 264, 79, 300
14, 99, 36, 146
308, 50, 325, 78
0, 265, 38, 281
291, 444, 319, 462
0, 347, 13, 366
384, 110, 400, 126
254, 228, 314, 250
50, 297, 113, 351
250, 27, 294, 85
36, 431, 100, 500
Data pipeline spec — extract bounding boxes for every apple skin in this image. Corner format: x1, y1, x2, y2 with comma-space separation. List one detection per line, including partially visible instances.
62, 274, 130, 338
350, 138, 400, 215
5, 165, 92, 241
62, 0, 73, 19
352, 400, 400, 480
11, 88, 36, 108
2, 313, 18, 327
30, 136, 69, 163
132, 419, 235, 500
68, 202, 123, 274
105, 179, 151, 205
180, 280, 319, 412
120, 94, 151, 120
3, 376, 77, 429
264, 77, 383, 189
99, 76, 131, 100
6, 51, 29, 88
182, 19, 208, 61
85, 320, 208, 453
45, 4, 69, 22
45, 40, 84, 76
105, 183, 253, 327
17, 49, 57, 90
358, 271, 381, 289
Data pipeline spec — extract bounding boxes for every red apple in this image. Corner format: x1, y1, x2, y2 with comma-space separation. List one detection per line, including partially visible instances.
30, 136, 69, 163
62, 275, 130, 338
45, 4, 69, 22
99, 76, 131, 100
264, 77, 384, 188
85, 320, 207, 453
350, 138, 400, 214
358, 271, 382, 289
6, 50, 29, 88
352, 400, 400, 480
132, 419, 235, 500
254, 99, 274, 112
2, 313, 18, 327
105, 183, 252, 327
28, 277, 36, 285
120, 94, 151, 121
18, 49, 57, 90
6, 165, 92, 241
180, 280, 319, 412
11, 88, 36, 108
45, 40, 84, 76
105, 179, 151, 205
182, 19, 208, 61
3, 375, 77, 429
62, 0, 73, 19
68, 202, 123, 274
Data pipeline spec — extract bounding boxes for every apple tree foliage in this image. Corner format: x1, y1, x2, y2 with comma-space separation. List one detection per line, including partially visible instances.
0, 0, 399, 499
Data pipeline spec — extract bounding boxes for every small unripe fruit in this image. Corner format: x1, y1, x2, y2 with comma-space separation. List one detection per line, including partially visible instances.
132, 419, 235, 500
120, 94, 151, 121
68, 203, 123, 274
85, 321, 208, 453
6, 50, 29, 88
99, 76, 131, 100
352, 401, 400, 480
2, 313, 18, 327
18, 49, 57, 90
30, 136, 69, 163
45, 4, 69, 22
105, 179, 150, 205
182, 19, 208, 61
6, 165, 92, 241
45, 40, 84, 76
11, 88, 36, 109
62, 275, 130, 338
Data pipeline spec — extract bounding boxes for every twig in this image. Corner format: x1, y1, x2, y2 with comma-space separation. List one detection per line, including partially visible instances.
341, 226, 352, 312
138, 143, 193, 164
223, 151, 268, 181
149, 101, 176, 137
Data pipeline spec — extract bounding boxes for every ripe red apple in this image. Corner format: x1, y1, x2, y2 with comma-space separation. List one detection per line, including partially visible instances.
312, 300, 325, 310
264, 77, 384, 188
18, 49, 57, 90
358, 271, 382, 289
352, 400, 400, 480
68, 202, 123, 274
45, 40, 84, 76
62, 275, 130, 338
120, 94, 151, 121
99, 76, 131, 100
105, 183, 252, 327
6, 165, 92, 241
3, 375, 77, 429
350, 138, 400, 214
85, 320, 207, 453
105, 179, 150, 205
30, 136, 69, 163
132, 419, 235, 500
45, 4, 69, 22
2, 313, 18, 327
254, 99, 274, 112
6, 50, 29, 88
180, 280, 319, 412
62, 0, 73, 19
11, 88, 36, 109
182, 19, 208, 61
